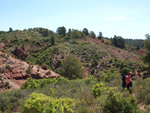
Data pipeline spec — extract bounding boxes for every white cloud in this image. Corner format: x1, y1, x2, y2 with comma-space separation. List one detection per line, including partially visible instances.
106, 16, 134, 21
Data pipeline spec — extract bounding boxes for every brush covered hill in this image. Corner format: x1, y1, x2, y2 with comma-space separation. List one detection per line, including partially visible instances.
0, 28, 146, 77
0, 27, 150, 112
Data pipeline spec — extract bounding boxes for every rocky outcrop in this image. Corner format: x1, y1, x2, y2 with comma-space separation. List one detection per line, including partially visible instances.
13, 45, 30, 60
0, 51, 58, 91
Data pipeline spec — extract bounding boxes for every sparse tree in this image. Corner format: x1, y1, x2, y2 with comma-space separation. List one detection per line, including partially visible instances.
98, 32, 102, 39
57, 26, 66, 36
82, 28, 89, 36
145, 33, 150, 39
143, 35, 150, 78
39, 28, 49, 37
112, 35, 125, 48
9, 27, 13, 32
44, 29, 49, 37
59, 54, 85, 79
51, 34, 55, 45
90, 31, 96, 39
67, 28, 72, 39
71, 29, 82, 38
144, 35, 150, 66
81, 32, 86, 39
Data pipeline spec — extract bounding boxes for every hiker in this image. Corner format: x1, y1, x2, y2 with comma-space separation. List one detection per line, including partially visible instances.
122, 72, 133, 92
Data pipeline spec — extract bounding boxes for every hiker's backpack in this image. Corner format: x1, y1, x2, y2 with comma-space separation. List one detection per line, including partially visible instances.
125, 76, 130, 85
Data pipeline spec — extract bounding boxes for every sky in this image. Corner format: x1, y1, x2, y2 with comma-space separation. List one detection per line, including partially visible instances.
0, 0, 150, 39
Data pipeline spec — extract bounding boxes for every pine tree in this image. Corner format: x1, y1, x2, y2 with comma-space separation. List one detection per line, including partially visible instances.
82, 28, 89, 36
90, 31, 96, 39
67, 28, 72, 39
57, 26, 66, 36
143, 34, 150, 78
81, 32, 85, 39
144, 35, 150, 65
98, 32, 102, 39
112, 35, 125, 48
51, 34, 55, 45
9, 27, 13, 32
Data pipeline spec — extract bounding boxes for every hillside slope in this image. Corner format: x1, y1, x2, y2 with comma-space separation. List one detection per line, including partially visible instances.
85, 37, 140, 61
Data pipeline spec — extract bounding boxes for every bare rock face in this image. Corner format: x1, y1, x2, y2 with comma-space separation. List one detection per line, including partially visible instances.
0, 51, 58, 92
30, 65, 57, 79
13, 45, 30, 60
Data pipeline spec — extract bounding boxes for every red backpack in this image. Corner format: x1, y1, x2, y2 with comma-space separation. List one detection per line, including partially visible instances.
125, 76, 130, 85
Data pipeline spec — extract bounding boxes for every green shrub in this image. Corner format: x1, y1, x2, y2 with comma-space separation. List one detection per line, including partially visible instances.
134, 78, 150, 104
91, 68, 95, 74
0, 89, 31, 112
97, 70, 120, 82
103, 91, 141, 113
77, 106, 90, 113
5, 81, 11, 89
146, 93, 150, 104
121, 67, 131, 75
92, 58, 98, 66
59, 54, 85, 79
109, 59, 113, 63
23, 92, 50, 113
92, 83, 107, 97
142, 73, 150, 79
53, 98, 74, 113
107, 64, 111, 68
145, 106, 150, 113
43, 100, 56, 113
23, 92, 75, 113
21, 77, 39, 89
57, 76, 70, 85
43, 98, 74, 113
38, 78, 57, 88
21, 77, 57, 89
71, 40, 78, 44
26, 55, 36, 64
41, 64, 49, 70
84, 74, 96, 84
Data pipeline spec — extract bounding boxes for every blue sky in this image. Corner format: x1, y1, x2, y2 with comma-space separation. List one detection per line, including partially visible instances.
0, 0, 150, 39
